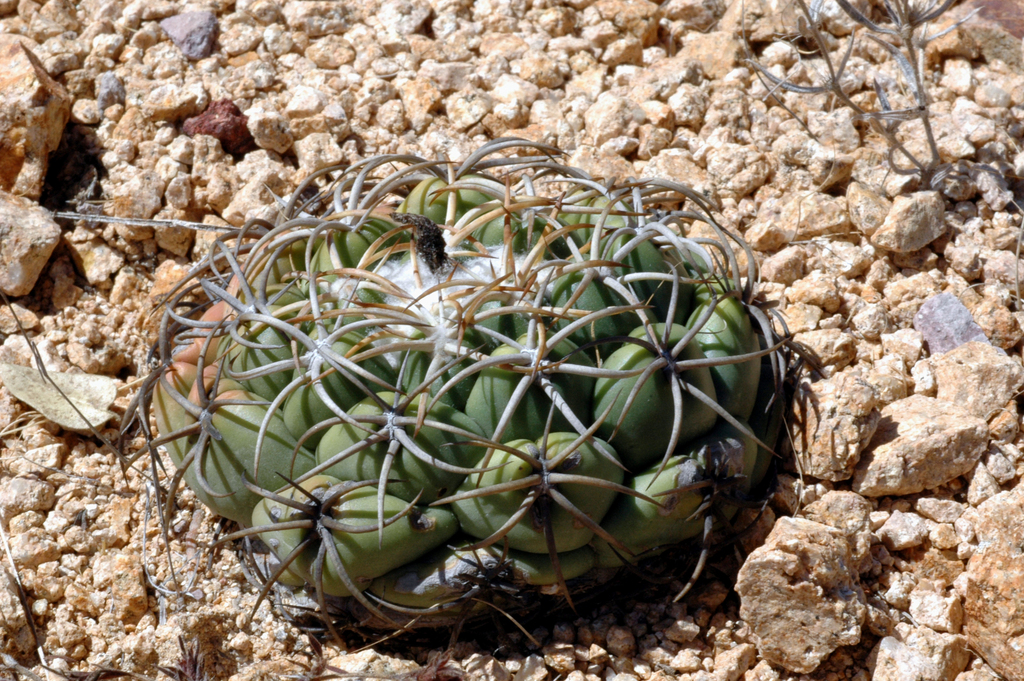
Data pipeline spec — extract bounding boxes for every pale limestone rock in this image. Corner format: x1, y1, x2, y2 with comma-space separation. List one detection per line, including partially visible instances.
0, 477, 55, 522
8, 528, 60, 568
0, 36, 71, 199
881, 328, 924, 366
915, 498, 965, 524
222, 168, 289, 227
852, 395, 988, 497
0, 191, 62, 297
398, 77, 443, 133
973, 486, 1024, 553
719, 0, 799, 42
0, 567, 30, 652
789, 372, 879, 482
878, 510, 929, 551
585, 92, 643, 146
283, 1, 352, 37
642, 148, 711, 196
712, 643, 756, 681
143, 82, 204, 122
295, 132, 344, 177
447, 89, 494, 131
967, 462, 1000, 506
786, 271, 841, 313
930, 341, 1024, 420
667, 83, 708, 130
909, 587, 964, 634
705, 143, 770, 199
870, 625, 969, 681
736, 517, 866, 674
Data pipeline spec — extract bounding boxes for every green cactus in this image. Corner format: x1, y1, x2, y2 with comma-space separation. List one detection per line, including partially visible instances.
138, 140, 788, 633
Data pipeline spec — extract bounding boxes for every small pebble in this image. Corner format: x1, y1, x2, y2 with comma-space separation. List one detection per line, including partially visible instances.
160, 11, 219, 60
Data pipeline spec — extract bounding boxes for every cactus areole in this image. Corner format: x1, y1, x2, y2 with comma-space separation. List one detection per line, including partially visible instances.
140, 139, 788, 633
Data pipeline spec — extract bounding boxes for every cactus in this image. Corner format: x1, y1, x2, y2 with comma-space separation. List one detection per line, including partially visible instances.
136, 139, 788, 633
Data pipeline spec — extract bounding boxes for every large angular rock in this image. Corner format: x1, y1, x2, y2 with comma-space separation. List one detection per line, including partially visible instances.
852, 395, 988, 496
0, 36, 71, 199
930, 341, 1024, 420
789, 371, 880, 481
973, 486, 1024, 553
869, 624, 969, 681
0, 191, 62, 296
736, 517, 866, 673
964, 546, 1024, 681
869, 191, 946, 253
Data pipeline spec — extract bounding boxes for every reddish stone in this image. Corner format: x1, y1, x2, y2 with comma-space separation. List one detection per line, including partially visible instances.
182, 99, 254, 155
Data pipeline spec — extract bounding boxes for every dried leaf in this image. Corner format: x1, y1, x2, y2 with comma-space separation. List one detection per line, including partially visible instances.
0, 363, 118, 431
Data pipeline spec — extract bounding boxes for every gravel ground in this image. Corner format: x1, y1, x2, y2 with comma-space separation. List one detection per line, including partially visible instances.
2, 0, 1024, 679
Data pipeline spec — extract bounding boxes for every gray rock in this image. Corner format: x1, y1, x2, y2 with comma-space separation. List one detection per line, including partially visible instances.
160, 12, 219, 60
95, 71, 125, 111
913, 293, 991, 355
736, 517, 866, 673
852, 395, 988, 497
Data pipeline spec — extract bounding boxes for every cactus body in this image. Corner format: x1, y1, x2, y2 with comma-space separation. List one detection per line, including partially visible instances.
144, 141, 787, 631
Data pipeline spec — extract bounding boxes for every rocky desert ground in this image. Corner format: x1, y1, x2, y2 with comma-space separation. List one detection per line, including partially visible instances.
1, 0, 1024, 679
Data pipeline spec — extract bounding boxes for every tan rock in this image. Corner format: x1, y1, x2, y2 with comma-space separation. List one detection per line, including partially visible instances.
588, 0, 660, 45
852, 395, 989, 497
736, 517, 866, 673
787, 271, 841, 313
846, 182, 891, 236
719, 0, 799, 43
790, 372, 880, 482
792, 328, 857, 372
67, 237, 126, 285
566, 145, 634, 182
973, 486, 1024, 554
641, 148, 711, 197
801, 490, 874, 565
0, 36, 71, 199
398, 77, 443, 134
0, 567, 30, 653
0, 190, 62, 297
930, 341, 1024, 420
283, 1, 352, 37
676, 30, 742, 79
964, 546, 1024, 681
870, 191, 946, 253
